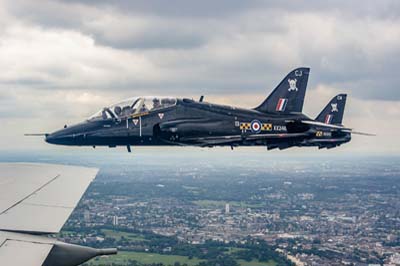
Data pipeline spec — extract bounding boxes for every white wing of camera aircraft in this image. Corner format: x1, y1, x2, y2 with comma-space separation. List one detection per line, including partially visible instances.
0, 163, 117, 266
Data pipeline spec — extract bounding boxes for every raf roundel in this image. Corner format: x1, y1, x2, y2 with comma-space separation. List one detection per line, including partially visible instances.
250, 120, 262, 133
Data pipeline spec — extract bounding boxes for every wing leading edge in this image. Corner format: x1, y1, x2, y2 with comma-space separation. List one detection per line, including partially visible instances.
0, 163, 97, 234
0, 163, 116, 266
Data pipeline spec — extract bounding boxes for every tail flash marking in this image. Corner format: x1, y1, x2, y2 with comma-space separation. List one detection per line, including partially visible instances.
325, 114, 333, 124
276, 98, 288, 112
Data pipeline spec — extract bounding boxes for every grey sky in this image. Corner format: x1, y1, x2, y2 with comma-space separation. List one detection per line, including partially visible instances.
0, 0, 399, 153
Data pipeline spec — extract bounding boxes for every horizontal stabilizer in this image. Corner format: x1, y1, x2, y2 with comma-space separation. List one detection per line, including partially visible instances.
301, 120, 348, 130
301, 120, 375, 136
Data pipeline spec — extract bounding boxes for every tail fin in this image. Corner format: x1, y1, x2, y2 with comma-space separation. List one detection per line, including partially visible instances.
254, 67, 310, 114
316, 94, 347, 125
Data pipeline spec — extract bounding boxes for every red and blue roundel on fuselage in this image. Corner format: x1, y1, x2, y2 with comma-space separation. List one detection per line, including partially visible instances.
250, 120, 262, 133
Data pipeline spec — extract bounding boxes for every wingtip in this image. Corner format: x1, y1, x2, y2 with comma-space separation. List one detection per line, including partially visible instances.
97, 248, 118, 256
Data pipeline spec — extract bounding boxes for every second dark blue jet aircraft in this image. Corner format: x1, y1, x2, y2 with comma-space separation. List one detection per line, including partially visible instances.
43, 67, 370, 152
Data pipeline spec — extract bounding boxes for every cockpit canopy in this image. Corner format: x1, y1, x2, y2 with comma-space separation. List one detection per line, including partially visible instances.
89, 97, 177, 120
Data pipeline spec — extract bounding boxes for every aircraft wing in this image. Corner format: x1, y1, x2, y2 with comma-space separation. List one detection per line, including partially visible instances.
180, 132, 309, 146
300, 120, 375, 136
0, 163, 97, 234
0, 231, 55, 266
0, 163, 99, 266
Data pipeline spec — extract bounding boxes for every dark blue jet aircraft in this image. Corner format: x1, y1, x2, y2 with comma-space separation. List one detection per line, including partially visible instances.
38, 67, 371, 152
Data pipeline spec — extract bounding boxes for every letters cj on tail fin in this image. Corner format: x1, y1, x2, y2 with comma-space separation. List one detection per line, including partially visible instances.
254, 67, 310, 114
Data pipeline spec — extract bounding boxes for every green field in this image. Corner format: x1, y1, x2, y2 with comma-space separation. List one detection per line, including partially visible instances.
237, 259, 277, 266
86, 251, 277, 266
86, 251, 204, 266
102, 229, 146, 242
67, 229, 278, 266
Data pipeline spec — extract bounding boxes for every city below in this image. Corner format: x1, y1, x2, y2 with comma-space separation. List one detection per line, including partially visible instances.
2, 150, 399, 266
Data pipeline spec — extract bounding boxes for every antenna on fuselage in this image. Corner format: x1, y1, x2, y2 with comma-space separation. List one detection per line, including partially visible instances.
199, 95, 204, 102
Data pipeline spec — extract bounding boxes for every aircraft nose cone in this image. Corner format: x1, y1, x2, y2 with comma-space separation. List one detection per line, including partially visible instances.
45, 122, 94, 146
45, 132, 64, 145
44, 134, 53, 144
45, 130, 75, 145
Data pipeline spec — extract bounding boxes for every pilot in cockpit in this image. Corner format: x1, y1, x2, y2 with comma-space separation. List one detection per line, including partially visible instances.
113, 105, 132, 117
113, 106, 122, 116
121, 106, 132, 116
153, 98, 161, 109
140, 103, 148, 113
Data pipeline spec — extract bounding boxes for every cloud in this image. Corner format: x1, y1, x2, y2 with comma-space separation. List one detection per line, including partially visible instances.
2, 0, 400, 99
0, 22, 169, 90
